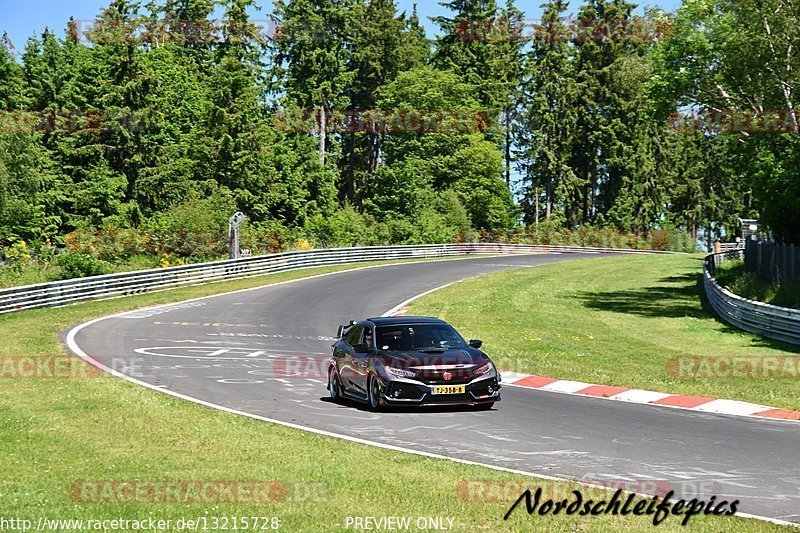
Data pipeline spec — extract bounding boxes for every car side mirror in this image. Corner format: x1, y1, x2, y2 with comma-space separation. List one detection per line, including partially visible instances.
353, 343, 370, 354
469, 339, 483, 349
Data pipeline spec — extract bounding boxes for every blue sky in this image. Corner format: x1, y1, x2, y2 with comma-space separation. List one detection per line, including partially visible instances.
3, 0, 682, 54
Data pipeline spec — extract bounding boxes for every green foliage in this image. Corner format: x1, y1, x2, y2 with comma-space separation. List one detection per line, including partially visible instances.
661, 0, 800, 243
2, 0, 796, 286
2, 242, 33, 273
143, 184, 236, 235
715, 260, 800, 309
303, 205, 379, 247
53, 251, 113, 280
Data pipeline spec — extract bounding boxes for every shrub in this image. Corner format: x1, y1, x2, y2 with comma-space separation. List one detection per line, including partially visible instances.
52, 252, 113, 280
294, 238, 314, 251
303, 206, 379, 247
650, 229, 671, 251
3, 241, 32, 273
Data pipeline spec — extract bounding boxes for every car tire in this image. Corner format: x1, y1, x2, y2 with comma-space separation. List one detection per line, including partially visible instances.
328, 368, 341, 401
368, 375, 382, 411
474, 402, 494, 411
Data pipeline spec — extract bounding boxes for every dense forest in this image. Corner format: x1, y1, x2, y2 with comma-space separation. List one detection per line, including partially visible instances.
0, 0, 798, 278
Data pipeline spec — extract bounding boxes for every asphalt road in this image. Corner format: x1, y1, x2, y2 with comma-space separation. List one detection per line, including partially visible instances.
66, 254, 800, 523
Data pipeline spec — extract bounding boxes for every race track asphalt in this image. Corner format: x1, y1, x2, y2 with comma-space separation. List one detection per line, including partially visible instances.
65, 253, 800, 523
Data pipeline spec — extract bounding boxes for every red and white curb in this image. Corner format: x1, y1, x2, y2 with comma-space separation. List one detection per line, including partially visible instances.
500, 371, 800, 422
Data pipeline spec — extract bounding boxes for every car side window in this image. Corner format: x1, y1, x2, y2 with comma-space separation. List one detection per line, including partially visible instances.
363, 327, 373, 349
344, 325, 363, 346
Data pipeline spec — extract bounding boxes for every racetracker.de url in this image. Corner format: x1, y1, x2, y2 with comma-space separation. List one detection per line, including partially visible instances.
0, 516, 281, 531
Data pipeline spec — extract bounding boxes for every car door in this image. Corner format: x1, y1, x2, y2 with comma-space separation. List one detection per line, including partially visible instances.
340, 325, 363, 395
350, 324, 374, 396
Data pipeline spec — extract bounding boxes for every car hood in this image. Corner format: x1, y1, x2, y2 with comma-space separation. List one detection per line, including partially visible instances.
379, 347, 488, 368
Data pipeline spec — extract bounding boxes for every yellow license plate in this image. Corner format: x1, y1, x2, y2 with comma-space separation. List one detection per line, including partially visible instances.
431, 385, 465, 395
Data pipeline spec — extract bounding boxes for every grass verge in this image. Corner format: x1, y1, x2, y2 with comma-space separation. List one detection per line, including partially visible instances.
0, 255, 782, 531
714, 259, 800, 309
410, 254, 800, 411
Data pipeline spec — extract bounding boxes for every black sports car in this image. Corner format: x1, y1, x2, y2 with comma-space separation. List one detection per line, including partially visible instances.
327, 316, 500, 410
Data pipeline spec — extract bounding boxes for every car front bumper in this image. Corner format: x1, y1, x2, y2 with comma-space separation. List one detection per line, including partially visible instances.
376, 372, 501, 406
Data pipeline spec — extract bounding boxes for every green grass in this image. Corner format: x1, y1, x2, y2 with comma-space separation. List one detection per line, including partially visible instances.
715, 259, 800, 309
411, 254, 800, 411
0, 255, 782, 531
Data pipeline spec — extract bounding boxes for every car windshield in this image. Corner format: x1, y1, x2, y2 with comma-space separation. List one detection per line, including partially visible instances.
376, 324, 468, 351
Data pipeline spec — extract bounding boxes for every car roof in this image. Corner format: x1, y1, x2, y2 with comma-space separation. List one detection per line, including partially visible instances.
366, 316, 448, 327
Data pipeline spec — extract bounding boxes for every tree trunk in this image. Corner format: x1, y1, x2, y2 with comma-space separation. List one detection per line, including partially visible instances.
504, 107, 512, 186
318, 106, 326, 166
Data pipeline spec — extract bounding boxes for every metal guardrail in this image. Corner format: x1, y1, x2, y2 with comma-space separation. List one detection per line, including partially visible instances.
716, 242, 744, 253
704, 250, 800, 345
0, 243, 663, 315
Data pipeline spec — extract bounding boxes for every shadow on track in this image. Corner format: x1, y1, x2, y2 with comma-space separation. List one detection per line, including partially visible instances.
319, 397, 497, 414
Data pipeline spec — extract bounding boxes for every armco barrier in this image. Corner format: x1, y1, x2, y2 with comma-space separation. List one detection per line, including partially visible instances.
704, 249, 800, 345
0, 243, 662, 315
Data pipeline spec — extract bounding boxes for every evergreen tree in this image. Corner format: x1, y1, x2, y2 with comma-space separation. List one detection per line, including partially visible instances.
515, 0, 577, 225
270, 0, 354, 164
339, 0, 428, 204
0, 35, 26, 110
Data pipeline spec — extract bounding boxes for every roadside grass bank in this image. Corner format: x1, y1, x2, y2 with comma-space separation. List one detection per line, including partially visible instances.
714, 259, 800, 309
0, 255, 780, 531
410, 254, 800, 411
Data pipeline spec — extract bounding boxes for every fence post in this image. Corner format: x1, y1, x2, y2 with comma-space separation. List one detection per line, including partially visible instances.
757, 241, 762, 274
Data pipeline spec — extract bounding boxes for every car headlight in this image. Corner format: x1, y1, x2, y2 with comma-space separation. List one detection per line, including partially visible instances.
385, 366, 416, 379
473, 362, 493, 376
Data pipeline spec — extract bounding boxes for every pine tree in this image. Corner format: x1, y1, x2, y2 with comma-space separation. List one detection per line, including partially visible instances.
270, 0, 354, 164
433, 0, 505, 112
0, 35, 26, 110
339, 0, 428, 204
515, 0, 577, 225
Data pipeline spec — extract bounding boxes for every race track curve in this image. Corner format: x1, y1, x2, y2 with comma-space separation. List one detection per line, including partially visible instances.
65, 254, 800, 524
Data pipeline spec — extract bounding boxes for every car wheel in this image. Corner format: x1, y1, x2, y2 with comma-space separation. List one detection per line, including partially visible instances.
328, 368, 341, 400
474, 402, 494, 411
368, 376, 382, 411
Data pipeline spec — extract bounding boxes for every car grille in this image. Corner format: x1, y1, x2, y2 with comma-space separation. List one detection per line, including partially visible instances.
415, 368, 474, 384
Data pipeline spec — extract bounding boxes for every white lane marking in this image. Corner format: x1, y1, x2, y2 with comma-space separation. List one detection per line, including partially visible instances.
63, 261, 798, 529
381, 283, 456, 317
540, 380, 593, 393
693, 399, 771, 416
610, 389, 672, 403
379, 256, 574, 319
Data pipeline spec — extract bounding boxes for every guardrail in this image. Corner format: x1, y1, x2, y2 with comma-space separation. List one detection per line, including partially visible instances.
704, 250, 800, 345
0, 243, 664, 315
